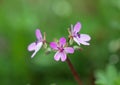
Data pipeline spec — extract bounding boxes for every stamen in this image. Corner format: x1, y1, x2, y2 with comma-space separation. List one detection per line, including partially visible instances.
44, 32, 46, 40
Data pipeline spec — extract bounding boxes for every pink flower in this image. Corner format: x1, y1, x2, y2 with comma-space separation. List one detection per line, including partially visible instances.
50, 37, 74, 62
28, 29, 45, 58
69, 22, 91, 45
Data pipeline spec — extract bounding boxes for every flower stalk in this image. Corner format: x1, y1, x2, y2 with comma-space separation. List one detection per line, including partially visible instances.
66, 57, 82, 85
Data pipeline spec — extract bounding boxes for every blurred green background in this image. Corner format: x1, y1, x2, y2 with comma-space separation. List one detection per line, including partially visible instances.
0, 0, 120, 85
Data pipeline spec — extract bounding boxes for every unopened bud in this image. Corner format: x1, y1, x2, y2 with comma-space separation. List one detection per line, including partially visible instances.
69, 38, 73, 45
73, 45, 83, 51
43, 43, 47, 49
45, 47, 51, 55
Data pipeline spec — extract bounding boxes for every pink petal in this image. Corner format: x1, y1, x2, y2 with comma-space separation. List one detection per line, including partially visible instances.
50, 42, 58, 50
79, 41, 90, 45
73, 37, 80, 45
54, 52, 61, 61
31, 42, 43, 58
36, 29, 42, 41
64, 47, 74, 54
79, 34, 91, 41
28, 42, 36, 51
59, 37, 66, 46
61, 52, 67, 62
54, 52, 67, 62
74, 22, 81, 33
31, 50, 37, 58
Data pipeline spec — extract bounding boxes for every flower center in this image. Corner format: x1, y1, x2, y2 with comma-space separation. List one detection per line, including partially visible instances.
77, 33, 80, 38
73, 32, 80, 38
58, 47, 64, 52
35, 41, 38, 45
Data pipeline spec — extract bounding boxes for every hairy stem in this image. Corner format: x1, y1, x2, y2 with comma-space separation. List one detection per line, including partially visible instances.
66, 57, 83, 85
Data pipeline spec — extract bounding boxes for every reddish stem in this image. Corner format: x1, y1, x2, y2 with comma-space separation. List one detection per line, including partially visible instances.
66, 57, 83, 85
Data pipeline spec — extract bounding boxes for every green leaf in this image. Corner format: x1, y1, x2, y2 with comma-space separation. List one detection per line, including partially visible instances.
95, 64, 120, 85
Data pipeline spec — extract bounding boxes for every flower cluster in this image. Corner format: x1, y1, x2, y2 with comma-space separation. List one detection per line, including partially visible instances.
28, 22, 91, 62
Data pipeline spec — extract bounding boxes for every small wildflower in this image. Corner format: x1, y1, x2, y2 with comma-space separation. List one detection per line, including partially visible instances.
68, 22, 91, 45
28, 29, 46, 58
50, 37, 74, 62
